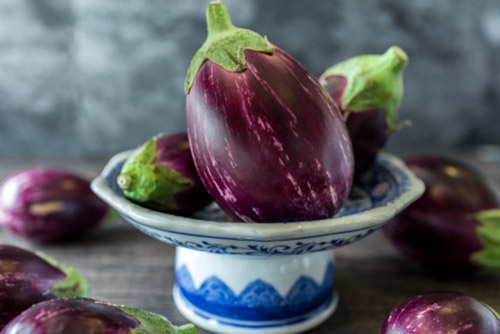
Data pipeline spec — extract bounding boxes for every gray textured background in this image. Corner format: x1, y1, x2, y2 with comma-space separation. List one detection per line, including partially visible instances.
1, 0, 499, 158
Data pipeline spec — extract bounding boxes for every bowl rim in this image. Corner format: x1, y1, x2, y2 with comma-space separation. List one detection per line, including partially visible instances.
91, 151, 424, 241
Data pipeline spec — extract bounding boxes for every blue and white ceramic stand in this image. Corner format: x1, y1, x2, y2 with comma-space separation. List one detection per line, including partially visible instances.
174, 248, 336, 334
92, 152, 424, 334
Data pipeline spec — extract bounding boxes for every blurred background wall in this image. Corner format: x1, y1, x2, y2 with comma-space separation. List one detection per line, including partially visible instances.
0, 0, 499, 159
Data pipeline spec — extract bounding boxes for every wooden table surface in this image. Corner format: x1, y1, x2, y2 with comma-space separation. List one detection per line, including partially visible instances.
1, 153, 500, 334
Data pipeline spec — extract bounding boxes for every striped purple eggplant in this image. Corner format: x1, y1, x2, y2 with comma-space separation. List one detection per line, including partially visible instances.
319, 47, 409, 177
184, 1, 354, 222
0, 245, 88, 329
381, 292, 500, 334
381, 156, 500, 272
117, 133, 212, 215
1, 298, 197, 334
0, 167, 109, 243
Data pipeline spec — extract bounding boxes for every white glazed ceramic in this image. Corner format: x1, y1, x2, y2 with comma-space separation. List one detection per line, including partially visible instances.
174, 248, 337, 334
91, 152, 424, 334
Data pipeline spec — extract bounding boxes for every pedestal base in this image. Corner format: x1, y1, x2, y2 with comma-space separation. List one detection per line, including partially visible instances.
174, 248, 336, 334
173, 285, 338, 334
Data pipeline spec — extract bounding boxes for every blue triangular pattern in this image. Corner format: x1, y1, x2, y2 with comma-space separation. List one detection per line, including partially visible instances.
237, 279, 283, 308
176, 265, 195, 293
175, 261, 335, 319
285, 277, 321, 306
198, 276, 236, 305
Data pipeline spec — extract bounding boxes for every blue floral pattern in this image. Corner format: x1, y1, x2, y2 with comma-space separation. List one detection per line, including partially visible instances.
131, 222, 377, 255
176, 262, 334, 321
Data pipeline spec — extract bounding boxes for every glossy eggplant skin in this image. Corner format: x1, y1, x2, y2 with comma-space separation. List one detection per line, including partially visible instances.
322, 75, 389, 177
381, 156, 500, 272
381, 292, 500, 334
156, 133, 213, 214
1, 298, 139, 334
0, 245, 88, 329
187, 47, 354, 222
0, 168, 109, 243
1, 298, 197, 334
118, 133, 212, 215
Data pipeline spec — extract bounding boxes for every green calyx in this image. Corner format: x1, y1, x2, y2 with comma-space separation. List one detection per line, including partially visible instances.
472, 209, 500, 270
116, 305, 197, 334
319, 46, 409, 131
118, 135, 193, 212
41, 253, 90, 298
184, 1, 275, 94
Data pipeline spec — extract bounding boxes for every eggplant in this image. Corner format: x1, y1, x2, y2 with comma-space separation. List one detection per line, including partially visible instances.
319, 47, 409, 177
117, 133, 212, 215
381, 291, 500, 334
381, 155, 500, 272
0, 245, 89, 329
1, 298, 197, 334
185, 1, 354, 222
0, 167, 110, 243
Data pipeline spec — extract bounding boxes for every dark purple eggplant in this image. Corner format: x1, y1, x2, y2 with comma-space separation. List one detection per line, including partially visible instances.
117, 133, 212, 215
0, 245, 88, 329
0, 167, 110, 243
184, 1, 354, 222
381, 291, 500, 334
319, 47, 409, 177
1, 298, 197, 334
381, 155, 500, 272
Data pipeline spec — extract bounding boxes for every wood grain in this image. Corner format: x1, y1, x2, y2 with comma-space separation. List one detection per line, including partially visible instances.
1, 155, 499, 334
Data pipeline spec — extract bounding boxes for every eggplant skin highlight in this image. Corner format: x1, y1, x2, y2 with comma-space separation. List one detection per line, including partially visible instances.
0, 167, 109, 243
381, 291, 500, 334
1, 298, 197, 334
185, 1, 354, 222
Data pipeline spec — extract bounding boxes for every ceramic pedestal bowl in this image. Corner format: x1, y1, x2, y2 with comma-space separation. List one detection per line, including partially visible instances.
91, 152, 424, 334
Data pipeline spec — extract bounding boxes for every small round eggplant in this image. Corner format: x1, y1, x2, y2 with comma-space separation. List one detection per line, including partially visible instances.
185, 2, 353, 222
0, 245, 89, 329
117, 133, 212, 215
0, 167, 110, 243
1, 298, 197, 334
319, 47, 409, 177
381, 155, 500, 272
381, 291, 500, 334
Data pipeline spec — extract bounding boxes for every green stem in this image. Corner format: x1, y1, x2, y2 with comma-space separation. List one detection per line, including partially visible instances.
184, 1, 274, 94
319, 45, 409, 131
117, 174, 132, 190
207, 1, 234, 36
381, 46, 408, 73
